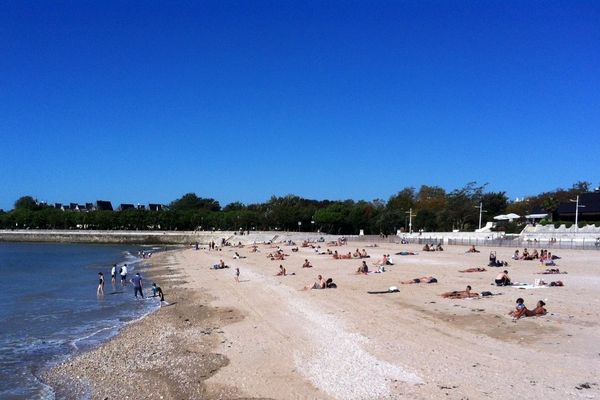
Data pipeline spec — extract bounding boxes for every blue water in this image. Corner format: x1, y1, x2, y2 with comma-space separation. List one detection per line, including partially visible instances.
0, 243, 162, 399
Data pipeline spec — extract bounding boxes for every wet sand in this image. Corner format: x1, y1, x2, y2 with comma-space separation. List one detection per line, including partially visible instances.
45, 241, 600, 399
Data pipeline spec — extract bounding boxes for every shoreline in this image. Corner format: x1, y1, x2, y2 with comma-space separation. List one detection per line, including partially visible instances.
42, 241, 600, 399
43, 247, 247, 399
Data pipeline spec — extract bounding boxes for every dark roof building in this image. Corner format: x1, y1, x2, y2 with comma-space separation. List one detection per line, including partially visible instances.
556, 192, 600, 220
148, 204, 164, 211
96, 200, 113, 211
119, 203, 135, 211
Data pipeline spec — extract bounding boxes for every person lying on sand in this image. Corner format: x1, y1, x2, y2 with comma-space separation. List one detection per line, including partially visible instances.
536, 280, 564, 287
466, 245, 480, 253
401, 276, 438, 284
302, 259, 313, 268
525, 300, 547, 317
459, 267, 487, 273
303, 275, 326, 290
536, 268, 566, 274
233, 252, 246, 259
356, 261, 369, 274
440, 285, 479, 299
395, 251, 416, 256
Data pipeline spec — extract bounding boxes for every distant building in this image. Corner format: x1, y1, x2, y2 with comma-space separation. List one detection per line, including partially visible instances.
137, 204, 146, 210
54, 203, 63, 210
96, 200, 113, 211
148, 203, 164, 211
556, 192, 600, 221
119, 203, 135, 211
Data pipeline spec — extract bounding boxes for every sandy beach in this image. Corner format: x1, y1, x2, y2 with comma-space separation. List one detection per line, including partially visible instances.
45, 239, 600, 399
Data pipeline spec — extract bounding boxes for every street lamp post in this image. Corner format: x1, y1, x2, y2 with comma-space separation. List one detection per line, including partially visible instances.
475, 202, 486, 230
405, 208, 415, 233
570, 195, 586, 231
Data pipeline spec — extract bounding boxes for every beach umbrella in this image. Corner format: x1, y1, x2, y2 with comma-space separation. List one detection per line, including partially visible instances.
493, 214, 508, 220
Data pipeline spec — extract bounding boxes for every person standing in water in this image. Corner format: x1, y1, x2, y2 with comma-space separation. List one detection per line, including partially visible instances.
97, 272, 105, 295
132, 272, 144, 298
110, 264, 117, 285
120, 264, 128, 285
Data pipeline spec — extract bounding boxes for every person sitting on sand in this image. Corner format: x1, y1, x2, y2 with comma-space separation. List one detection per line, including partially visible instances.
509, 298, 528, 319
360, 249, 369, 258
374, 254, 388, 266
401, 276, 438, 284
356, 260, 369, 274
436, 243, 444, 251
459, 267, 487, 273
423, 243, 431, 252
495, 270, 511, 286
276, 265, 287, 276
303, 275, 326, 290
332, 250, 339, 259
466, 245, 480, 253
386, 254, 394, 265
302, 259, 313, 268
440, 285, 479, 299
531, 249, 539, 259
512, 250, 520, 260
525, 300, 547, 317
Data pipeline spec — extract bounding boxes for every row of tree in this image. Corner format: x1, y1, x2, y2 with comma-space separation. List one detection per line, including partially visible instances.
0, 181, 595, 234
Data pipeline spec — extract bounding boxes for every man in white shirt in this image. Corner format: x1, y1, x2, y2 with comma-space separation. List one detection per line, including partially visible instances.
120, 264, 128, 284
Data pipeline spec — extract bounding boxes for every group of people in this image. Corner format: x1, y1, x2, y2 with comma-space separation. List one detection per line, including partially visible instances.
422, 243, 443, 252
97, 267, 165, 303
509, 298, 547, 319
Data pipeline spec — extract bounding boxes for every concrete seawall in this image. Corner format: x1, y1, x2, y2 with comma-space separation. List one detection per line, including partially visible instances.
0, 230, 332, 245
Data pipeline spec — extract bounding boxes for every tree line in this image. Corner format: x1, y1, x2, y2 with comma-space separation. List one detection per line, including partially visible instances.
0, 181, 595, 234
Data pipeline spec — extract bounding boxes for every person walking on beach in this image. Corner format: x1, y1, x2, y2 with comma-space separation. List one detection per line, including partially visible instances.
120, 264, 128, 284
110, 264, 117, 285
235, 267, 240, 283
97, 272, 105, 295
132, 272, 144, 298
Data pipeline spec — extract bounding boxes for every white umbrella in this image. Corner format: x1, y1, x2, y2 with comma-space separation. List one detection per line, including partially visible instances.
525, 213, 548, 219
493, 214, 508, 221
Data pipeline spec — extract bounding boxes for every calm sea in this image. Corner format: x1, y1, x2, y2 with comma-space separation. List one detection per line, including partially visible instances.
0, 242, 162, 399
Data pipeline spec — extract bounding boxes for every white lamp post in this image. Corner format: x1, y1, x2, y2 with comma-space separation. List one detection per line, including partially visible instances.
405, 208, 415, 233
570, 195, 586, 231
475, 202, 486, 230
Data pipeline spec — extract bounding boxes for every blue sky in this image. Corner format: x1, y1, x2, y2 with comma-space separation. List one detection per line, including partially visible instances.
1, 1, 599, 210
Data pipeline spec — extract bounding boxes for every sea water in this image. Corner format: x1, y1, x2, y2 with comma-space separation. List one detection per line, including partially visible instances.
0, 242, 162, 399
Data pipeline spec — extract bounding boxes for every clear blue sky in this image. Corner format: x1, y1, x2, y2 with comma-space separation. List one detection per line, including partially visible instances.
1, 1, 599, 211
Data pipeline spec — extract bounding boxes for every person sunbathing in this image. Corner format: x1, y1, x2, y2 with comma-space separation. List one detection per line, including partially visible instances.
339, 252, 352, 259
276, 265, 287, 276
395, 251, 416, 256
303, 275, 326, 290
332, 250, 339, 259
466, 245, 480, 253
508, 298, 528, 319
302, 259, 313, 268
537, 268, 566, 274
373, 254, 388, 266
356, 261, 369, 274
525, 300, 547, 317
459, 267, 487, 272
441, 285, 479, 299
401, 276, 438, 284
360, 249, 369, 258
